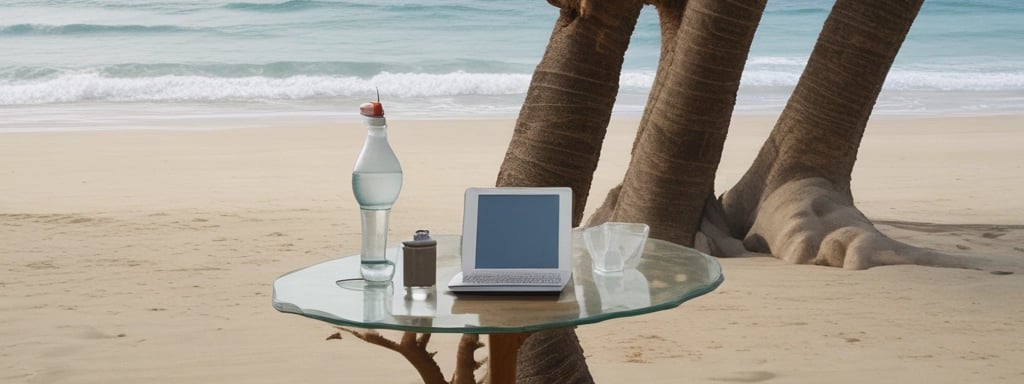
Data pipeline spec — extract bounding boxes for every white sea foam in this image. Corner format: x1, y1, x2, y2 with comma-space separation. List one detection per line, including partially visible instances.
740, 70, 803, 88
747, 56, 808, 67
370, 72, 531, 97
886, 69, 1024, 91
0, 71, 534, 105
619, 71, 655, 89
740, 69, 1024, 91
3, 67, 1023, 106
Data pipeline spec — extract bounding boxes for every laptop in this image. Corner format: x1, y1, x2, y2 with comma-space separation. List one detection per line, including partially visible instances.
447, 187, 573, 293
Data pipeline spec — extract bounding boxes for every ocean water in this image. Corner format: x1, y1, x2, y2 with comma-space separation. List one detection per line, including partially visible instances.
1, 0, 1022, 131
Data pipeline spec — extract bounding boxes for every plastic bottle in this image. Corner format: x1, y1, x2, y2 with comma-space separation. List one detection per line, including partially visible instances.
352, 96, 402, 282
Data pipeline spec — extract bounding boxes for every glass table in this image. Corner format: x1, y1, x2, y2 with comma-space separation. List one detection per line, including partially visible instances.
272, 229, 723, 383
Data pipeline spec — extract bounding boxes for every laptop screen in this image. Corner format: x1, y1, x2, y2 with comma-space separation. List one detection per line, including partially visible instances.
474, 194, 560, 269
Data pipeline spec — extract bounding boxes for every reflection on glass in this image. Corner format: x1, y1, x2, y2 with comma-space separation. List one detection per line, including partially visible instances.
399, 288, 438, 318
363, 283, 393, 322
592, 269, 651, 311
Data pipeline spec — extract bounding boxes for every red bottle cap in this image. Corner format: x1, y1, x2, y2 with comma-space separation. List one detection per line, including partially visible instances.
360, 101, 384, 117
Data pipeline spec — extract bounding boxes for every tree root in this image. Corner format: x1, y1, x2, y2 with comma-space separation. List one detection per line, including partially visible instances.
696, 196, 766, 258
716, 177, 995, 270
328, 329, 485, 384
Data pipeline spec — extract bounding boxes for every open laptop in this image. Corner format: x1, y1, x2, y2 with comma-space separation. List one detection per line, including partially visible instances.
447, 187, 573, 293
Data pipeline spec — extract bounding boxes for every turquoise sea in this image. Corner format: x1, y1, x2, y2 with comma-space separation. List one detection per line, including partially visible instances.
1, 0, 1022, 131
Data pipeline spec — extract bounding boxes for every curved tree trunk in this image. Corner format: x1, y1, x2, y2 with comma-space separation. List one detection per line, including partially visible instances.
716, 0, 946, 268
497, 0, 644, 224
585, 0, 688, 228
632, 0, 686, 151
590, 0, 766, 247
496, 1, 643, 382
723, 0, 925, 223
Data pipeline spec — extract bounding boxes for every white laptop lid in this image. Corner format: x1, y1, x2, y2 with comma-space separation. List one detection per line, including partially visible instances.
460, 187, 572, 274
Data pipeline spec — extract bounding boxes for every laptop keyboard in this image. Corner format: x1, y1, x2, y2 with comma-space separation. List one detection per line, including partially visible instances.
464, 271, 563, 285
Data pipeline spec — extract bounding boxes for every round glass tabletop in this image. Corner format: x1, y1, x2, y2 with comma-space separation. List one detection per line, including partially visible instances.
272, 230, 723, 334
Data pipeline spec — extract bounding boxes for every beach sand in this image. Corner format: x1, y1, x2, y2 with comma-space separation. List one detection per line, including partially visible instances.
2, 115, 1023, 383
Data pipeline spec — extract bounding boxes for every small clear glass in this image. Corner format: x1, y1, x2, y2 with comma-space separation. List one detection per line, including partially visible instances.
583, 222, 649, 274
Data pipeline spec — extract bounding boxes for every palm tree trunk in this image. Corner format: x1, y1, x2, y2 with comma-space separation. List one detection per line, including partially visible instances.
604, 0, 765, 246
586, 1, 690, 228
515, 328, 593, 384
496, 0, 644, 224
716, 0, 938, 268
722, 0, 924, 238
632, 0, 687, 152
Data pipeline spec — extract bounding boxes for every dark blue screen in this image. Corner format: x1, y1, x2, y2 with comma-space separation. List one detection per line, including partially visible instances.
475, 194, 560, 269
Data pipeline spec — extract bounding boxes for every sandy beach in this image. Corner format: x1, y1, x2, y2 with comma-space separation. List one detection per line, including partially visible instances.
2, 115, 1023, 383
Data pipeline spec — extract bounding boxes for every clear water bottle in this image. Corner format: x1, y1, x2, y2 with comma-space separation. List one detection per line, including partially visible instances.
352, 97, 402, 282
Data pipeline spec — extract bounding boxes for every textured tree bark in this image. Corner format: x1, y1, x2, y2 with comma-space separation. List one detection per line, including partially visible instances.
496, 0, 643, 224
724, 0, 925, 222
585, 0, 688, 228
632, 0, 687, 151
592, 0, 766, 247
515, 328, 593, 384
716, 0, 947, 268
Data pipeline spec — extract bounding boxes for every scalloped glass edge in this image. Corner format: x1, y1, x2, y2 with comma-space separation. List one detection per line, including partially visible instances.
272, 249, 724, 334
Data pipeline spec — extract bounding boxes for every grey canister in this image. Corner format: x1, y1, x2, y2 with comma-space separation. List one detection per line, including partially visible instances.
402, 230, 437, 287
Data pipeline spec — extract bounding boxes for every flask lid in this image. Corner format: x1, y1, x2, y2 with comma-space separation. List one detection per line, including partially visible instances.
360, 89, 385, 117
360, 101, 384, 117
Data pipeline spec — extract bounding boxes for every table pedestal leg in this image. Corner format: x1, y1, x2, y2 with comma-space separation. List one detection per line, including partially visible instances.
488, 333, 530, 384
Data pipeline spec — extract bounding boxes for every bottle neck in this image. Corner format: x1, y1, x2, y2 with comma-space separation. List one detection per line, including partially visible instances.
364, 116, 388, 136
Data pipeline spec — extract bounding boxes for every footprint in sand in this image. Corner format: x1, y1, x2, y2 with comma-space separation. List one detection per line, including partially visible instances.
709, 371, 778, 383
26, 261, 59, 270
